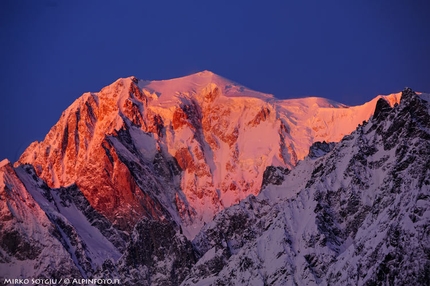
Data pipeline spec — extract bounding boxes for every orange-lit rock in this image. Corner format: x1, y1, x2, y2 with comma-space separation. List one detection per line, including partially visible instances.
15, 72, 402, 238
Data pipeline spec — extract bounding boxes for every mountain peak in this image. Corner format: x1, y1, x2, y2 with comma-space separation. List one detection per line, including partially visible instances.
0, 159, 10, 169
3, 71, 429, 284
401, 86, 418, 103
196, 70, 215, 76
138, 70, 274, 101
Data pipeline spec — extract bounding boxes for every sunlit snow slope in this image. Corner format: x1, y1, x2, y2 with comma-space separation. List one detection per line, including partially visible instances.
3, 72, 428, 285
181, 88, 430, 286
16, 71, 401, 237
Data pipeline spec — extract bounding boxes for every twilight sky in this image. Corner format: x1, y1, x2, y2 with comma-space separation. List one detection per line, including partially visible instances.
1, 0, 429, 161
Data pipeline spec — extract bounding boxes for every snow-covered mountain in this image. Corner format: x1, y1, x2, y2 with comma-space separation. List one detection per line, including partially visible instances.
181, 88, 430, 285
1, 71, 428, 285
15, 71, 401, 238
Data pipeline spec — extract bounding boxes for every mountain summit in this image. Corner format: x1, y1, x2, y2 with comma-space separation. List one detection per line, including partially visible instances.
1, 73, 426, 285
16, 71, 401, 238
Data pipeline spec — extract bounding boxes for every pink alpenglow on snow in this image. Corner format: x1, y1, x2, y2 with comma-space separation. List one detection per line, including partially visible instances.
16, 71, 401, 238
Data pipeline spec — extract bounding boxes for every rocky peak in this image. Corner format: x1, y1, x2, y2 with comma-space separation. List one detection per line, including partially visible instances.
401, 86, 416, 102
4, 72, 424, 284
13, 74, 408, 239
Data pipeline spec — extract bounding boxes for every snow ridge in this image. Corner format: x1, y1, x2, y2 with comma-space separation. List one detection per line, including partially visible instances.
181, 88, 430, 285
1, 72, 427, 285
15, 72, 402, 238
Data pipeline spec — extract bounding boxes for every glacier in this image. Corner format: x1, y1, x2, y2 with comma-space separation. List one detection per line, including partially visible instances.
0, 71, 428, 285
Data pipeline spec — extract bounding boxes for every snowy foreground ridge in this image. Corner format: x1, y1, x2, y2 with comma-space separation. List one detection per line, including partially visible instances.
0, 71, 429, 285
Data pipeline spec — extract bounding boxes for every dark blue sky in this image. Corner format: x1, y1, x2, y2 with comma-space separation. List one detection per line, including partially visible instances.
1, 0, 429, 161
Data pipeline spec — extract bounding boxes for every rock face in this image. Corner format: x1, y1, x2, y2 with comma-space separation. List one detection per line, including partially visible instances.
1, 71, 424, 285
114, 218, 197, 286
308, 141, 336, 159
16, 71, 401, 237
180, 88, 430, 285
0, 162, 81, 279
